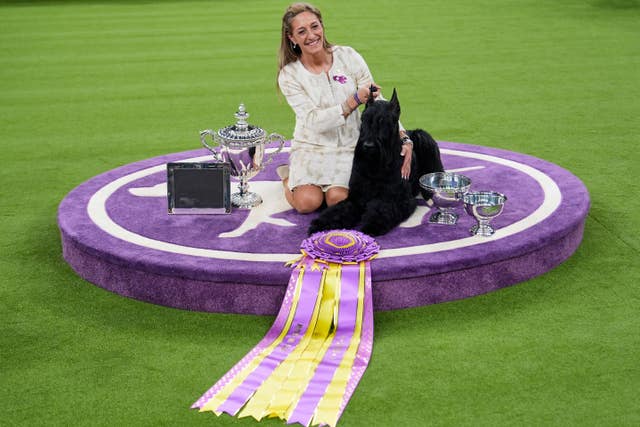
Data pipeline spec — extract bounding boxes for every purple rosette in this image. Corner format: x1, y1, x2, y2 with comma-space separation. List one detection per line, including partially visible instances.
300, 229, 379, 264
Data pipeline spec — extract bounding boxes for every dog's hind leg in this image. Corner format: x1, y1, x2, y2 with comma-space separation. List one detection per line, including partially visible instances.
307, 199, 362, 235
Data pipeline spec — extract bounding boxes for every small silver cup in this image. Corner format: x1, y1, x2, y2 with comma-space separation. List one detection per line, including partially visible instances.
463, 191, 507, 236
419, 172, 472, 225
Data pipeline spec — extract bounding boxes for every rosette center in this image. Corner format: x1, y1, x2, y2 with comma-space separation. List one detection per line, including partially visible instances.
301, 230, 380, 264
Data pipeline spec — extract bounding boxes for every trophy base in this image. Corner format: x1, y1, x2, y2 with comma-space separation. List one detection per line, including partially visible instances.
470, 223, 495, 237
428, 211, 459, 225
231, 192, 262, 209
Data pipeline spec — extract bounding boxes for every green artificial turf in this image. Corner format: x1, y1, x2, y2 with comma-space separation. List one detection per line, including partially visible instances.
1, 0, 639, 425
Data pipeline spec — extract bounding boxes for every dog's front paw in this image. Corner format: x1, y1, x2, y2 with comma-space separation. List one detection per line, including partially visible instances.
360, 223, 388, 237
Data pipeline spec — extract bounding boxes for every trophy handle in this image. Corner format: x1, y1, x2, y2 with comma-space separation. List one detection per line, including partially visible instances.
263, 133, 286, 166
199, 129, 221, 161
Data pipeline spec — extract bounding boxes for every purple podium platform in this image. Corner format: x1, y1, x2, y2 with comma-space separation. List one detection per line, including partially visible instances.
58, 141, 589, 315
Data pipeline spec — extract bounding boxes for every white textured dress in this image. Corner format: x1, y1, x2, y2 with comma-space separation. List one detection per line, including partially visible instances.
277, 45, 374, 190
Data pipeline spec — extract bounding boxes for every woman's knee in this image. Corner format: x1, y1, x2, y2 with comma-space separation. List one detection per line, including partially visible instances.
293, 186, 323, 213
325, 187, 348, 206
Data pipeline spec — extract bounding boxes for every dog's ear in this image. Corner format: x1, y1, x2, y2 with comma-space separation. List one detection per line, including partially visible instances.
366, 87, 376, 108
389, 88, 400, 117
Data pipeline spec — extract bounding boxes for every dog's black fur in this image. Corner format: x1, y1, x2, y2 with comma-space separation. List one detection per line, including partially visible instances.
308, 89, 444, 236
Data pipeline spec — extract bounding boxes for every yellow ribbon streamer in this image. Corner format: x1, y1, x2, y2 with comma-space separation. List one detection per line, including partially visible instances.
278, 263, 342, 420
237, 267, 328, 420
238, 264, 341, 421
312, 262, 366, 427
199, 267, 307, 414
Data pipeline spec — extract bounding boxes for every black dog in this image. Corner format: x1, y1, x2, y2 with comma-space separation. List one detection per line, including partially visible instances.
308, 89, 444, 236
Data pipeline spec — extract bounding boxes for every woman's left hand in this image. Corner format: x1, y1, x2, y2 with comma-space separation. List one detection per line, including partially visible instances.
400, 144, 412, 179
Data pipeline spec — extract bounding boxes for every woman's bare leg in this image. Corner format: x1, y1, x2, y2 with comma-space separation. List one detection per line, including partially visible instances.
283, 179, 324, 213
325, 186, 348, 206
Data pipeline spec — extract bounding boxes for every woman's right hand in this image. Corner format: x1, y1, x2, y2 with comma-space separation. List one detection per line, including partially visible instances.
356, 83, 381, 104
343, 83, 383, 117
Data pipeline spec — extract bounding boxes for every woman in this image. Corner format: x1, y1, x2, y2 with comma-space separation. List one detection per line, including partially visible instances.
277, 2, 413, 213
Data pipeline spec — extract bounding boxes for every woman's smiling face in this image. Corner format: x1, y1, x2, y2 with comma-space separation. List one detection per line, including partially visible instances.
288, 11, 325, 56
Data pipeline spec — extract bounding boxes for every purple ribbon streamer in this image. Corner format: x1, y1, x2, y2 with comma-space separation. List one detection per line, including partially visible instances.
215, 267, 324, 415
336, 261, 373, 420
286, 264, 362, 426
192, 267, 310, 409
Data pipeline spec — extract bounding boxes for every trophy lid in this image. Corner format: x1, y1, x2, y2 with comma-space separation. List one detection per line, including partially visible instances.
216, 103, 266, 147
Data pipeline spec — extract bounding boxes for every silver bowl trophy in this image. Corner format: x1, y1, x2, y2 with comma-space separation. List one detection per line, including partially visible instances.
419, 172, 472, 225
463, 191, 508, 236
200, 104, 285, 208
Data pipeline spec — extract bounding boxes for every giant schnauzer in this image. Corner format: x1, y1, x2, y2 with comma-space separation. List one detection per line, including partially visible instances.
308, 89, 444, 236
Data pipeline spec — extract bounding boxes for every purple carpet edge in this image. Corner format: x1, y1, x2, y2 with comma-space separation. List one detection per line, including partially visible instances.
59, 217, 585, 315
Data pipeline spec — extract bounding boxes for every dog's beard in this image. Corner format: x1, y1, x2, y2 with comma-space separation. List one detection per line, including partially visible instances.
358, 104, 401, 176
355, 136, 397, 175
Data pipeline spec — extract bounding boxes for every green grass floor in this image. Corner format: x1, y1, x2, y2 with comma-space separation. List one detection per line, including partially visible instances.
1, 0, 639, 425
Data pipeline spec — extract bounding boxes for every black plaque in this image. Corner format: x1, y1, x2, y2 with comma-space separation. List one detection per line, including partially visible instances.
167, 162, 231, 214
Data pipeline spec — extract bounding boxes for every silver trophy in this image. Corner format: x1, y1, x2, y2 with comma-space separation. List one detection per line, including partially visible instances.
463, 191, 507, 236
419, 172, 472, 225
200, 103, 285, 208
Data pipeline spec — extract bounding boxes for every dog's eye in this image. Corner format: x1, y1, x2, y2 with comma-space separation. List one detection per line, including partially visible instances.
362, 140, 376, 150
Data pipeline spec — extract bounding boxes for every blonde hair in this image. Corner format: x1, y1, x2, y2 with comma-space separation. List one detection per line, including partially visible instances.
277, 3, 332, 88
